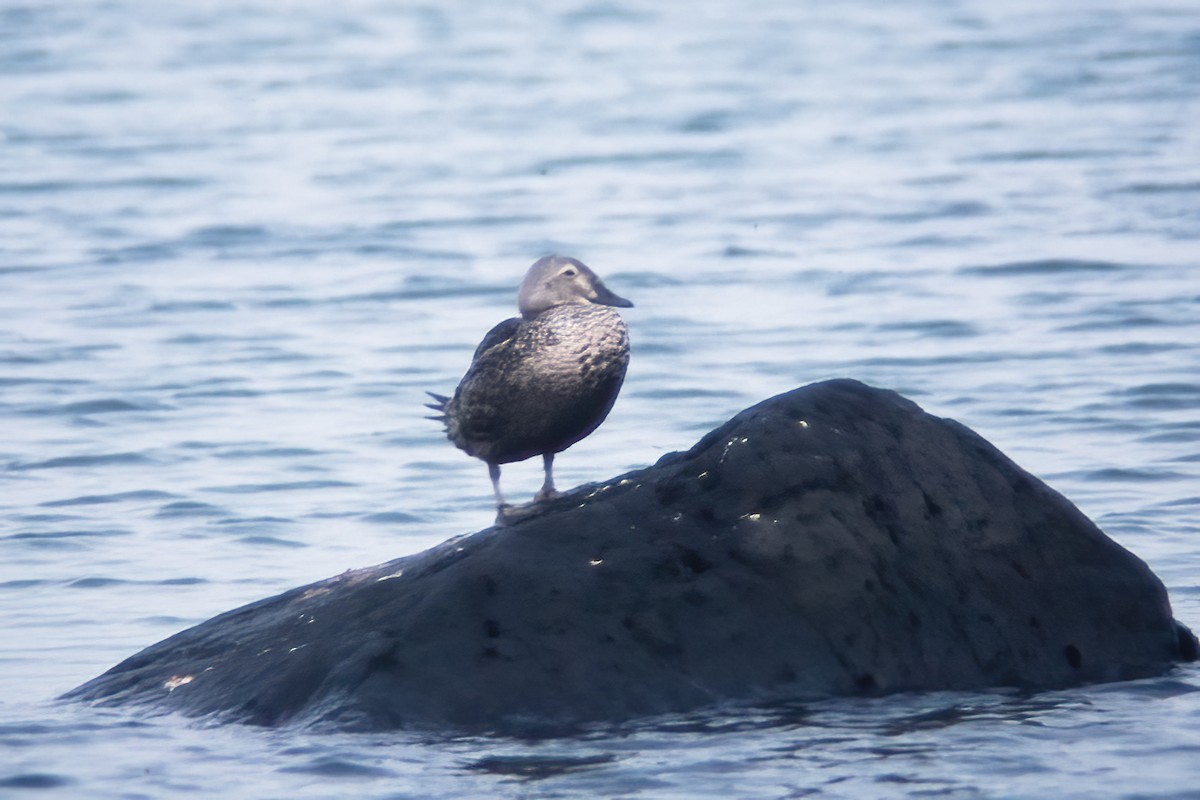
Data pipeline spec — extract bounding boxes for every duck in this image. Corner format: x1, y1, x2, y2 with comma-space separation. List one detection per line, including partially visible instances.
427, 255, 633, 523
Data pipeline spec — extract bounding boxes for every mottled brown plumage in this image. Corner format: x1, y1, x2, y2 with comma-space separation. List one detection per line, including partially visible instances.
427, 256, 632, 521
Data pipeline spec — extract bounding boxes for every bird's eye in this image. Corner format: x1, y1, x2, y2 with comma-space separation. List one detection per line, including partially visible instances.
561, 267, 578, 278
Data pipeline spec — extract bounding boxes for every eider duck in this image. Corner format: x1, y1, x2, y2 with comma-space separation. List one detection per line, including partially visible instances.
427, 256, 633, 522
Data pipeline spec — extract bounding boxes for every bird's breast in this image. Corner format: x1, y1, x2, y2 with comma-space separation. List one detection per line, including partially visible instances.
518, 306, 629, 384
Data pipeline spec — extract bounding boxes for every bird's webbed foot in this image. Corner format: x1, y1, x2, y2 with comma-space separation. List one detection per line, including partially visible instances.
533, 487, 561, 503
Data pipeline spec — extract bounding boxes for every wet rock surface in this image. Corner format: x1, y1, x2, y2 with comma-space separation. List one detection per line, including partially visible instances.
66, 380, 1197, 731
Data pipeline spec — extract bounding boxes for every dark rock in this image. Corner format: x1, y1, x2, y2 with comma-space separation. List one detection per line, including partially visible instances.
65, 380, 1196, 731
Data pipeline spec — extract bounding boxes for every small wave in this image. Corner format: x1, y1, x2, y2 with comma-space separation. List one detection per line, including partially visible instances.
1098, 342, 1188, 355
633, 387, 743, 400
627, 341, 685, 356
338, 283, 506, 304
892, 234, 983, 249
218, 447, 326, 460
1119, 382, 1200, 397
279, 757, 396, 778
215, 516, 291, 526
611, 272, 688, 288
719, 245, 793, 258
959, 259, 1131, 276
826, 273, 908, 296
253, 296, 314, 309
0, 351, 45, 365
875, 320, 979, 338
1113, 181, 1200, 195
10, 513, 80, 523
1140, 431, 1200, 444
0, 376, 88, 387
966, 148, 1122, 163
8, 532, 127, 544
147, 300, 236, 313
401, 460, 457, 472
1113, 383, 1200, 411
379, 214, 545, 232
1157, 496, 1200, 508
850, 351, 1052, 368
0, 176, 202, 194
94, 243, 180, 263
10, 452, 150, 470
154, 501, 228, 518
1065, 467, 1191, 483
205, 480, 355, 494
536, 148, 739, 172
877, 200, 991, 223
59, 87, 140, 104
465, 753, 617, 779
225, 349, 314, 364
0, 774, 74, 789
139, 615, 192, 625
0, 579, 47, 589
1090, 677, 1200, 700
41, 490, 176, 507
182, 224, 270, 247
157, 577, 207, 586
24, 398, 164, 416
1060, 315, 1169, 332
67, 577, 128, 589
296, 370, 350, 380
349, 243, 470, 261
174, 388, 262, 399
170, 377, 252, 393
163, 332, 281, 345
361, 510, 422, 524
235, 535, 306, 548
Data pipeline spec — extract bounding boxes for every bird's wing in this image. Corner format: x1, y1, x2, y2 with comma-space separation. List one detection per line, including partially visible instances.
471, 317, 522, 363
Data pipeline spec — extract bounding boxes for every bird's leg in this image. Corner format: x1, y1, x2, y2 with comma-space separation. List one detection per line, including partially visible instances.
534, 452, 560, 502
488, 462, 511, 524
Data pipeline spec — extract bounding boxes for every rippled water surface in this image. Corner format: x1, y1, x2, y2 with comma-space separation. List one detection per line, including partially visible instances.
3, 0, 1200, 796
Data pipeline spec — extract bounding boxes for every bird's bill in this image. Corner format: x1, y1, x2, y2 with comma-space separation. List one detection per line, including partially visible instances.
591, 280, 634, 308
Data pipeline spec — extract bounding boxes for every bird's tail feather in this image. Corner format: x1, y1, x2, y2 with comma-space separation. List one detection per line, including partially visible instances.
425, 391, 450, 423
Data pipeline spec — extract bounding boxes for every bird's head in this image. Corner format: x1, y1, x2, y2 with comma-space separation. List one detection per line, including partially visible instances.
517, 255, 633, 319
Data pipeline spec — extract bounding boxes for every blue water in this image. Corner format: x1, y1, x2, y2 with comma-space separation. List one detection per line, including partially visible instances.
3, 0, 1200, 796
